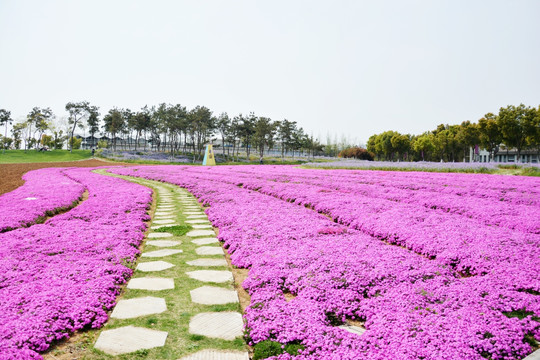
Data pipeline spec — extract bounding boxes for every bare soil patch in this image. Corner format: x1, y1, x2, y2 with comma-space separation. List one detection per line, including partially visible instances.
0, 159, 121, 195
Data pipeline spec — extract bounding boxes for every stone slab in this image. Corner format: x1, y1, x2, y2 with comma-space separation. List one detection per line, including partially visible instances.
192, 224, 213, 229
339, 324, 366, 336
111, 296, 167, 319
155, 215, 176, 219
196, 246, 224, 256
523, 348, 540, 360
187, 258, 228, 267
147, 240, 181, 247
184, 211, 204, 215
94, 326, 168, 355
156, 206, 175, 210
186, 219, 211, 224
127, 277, 175, 291
148, 232, 173, 238
155, 211, 175, 216
142, 249, 183, 258
187, 214, 208, 219
184, 207, 201, 210
136, 261, 175, 272
187, 230, 216, 237
186, 270, 233, 283
189, 312, 243, 340
153, 219, 176, 225
192, 237, 219, 245
190, 286, 239, 305
177, 349, 249, 360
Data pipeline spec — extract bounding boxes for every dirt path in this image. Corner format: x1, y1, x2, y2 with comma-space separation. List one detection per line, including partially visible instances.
0, 159, 123, 195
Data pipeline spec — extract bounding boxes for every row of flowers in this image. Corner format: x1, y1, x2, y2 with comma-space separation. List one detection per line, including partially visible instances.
0, 168, 151, 359
109, 165, 539, 360
0, 168, 86, 232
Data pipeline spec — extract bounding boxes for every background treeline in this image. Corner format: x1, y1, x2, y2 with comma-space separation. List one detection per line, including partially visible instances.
0, 102, 360, 160
366, 104, 540, 162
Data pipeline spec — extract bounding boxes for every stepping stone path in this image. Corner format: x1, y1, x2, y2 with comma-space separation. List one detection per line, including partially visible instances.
186, 270, 233, 283
142, 249, 183, 258
187, 229, 216, 237
192, 237, 219, 245
187, 258, 228, 267
196, 246, 224, 256
137, 261, 175, 272
178, 349, 249, 360
127, 277, 175, 291
94, 326, 168, 355
95, 181, 246, 357
148, 232, 174, 238
187, 219, 211, 224
191, 286, 239, 305
339, 324, 366, 336
147, 240, 182, 247
189, 312, 244, 340
111, 296, 167, 319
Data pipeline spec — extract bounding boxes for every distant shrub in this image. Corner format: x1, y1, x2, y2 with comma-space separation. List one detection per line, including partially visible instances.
338, 147, 374, 160
97, 140, 108, 149
68, 137, 82, 150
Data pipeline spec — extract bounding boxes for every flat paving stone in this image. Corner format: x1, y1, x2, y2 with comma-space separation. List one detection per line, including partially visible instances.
148, 232, 174, 238
147, 240, 181, 247
192, 224, 212, 229
127, 277, 175, 291
142, 249, 183, 258
155, 215, 175, 219
136, 261, 175, 272
189, 312, 243, 340
186, 270, 233, 283
153, 219, 176, 225
177, 349, 249, 360
184, 206, 201, 210
157, 206, 175, 210
192, 237, 219, 245
155, 211, 175, 216
196, 246, 224, 256
187, 230, 216, 237
186, 219, 211, 224
187, 214, 208, 219
190, 286, 239, 305
187, 258, 228, 267
523, 349, 540, 360
184, 211, 204, 215
339, 324, 366, 336
94, 326, 168, 355
111, 296, 167, 319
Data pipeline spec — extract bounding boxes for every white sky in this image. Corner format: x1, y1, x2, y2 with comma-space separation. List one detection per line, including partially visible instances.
1, 0, 539, 144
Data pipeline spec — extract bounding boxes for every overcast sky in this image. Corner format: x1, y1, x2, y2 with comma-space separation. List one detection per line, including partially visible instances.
1, 0, 539, 144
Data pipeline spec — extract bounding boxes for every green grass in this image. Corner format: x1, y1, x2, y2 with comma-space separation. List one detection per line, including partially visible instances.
0, 149, 92, 163
49, 172, 247, 360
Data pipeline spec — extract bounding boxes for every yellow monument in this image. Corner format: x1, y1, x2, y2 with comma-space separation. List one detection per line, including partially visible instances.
202, 144, 216, 166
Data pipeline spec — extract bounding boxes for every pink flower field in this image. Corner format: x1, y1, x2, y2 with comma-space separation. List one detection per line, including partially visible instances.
1, 164, 538, 359
110, 165, 540, 360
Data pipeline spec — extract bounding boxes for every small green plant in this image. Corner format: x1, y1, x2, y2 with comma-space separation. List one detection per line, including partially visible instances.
253, 341, 283, 360
153, 224, 192, 236
284, 342, 305, 355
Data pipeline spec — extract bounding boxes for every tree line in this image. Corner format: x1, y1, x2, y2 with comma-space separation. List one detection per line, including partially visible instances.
0, 102, 347, 160
366, 104, 540, 162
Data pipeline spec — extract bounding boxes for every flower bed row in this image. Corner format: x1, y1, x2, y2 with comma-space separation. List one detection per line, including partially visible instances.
0, 168, 151, 359
109, 165, 540, 359
0, 168, 86, 232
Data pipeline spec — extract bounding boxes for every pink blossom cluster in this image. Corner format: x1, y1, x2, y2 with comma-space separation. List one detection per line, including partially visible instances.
0, 168, 151, 358
109, 165, 540, 359
0, 168, 86, 232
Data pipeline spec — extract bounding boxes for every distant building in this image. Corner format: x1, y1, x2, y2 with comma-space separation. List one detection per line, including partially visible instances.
470, 146, 539, 163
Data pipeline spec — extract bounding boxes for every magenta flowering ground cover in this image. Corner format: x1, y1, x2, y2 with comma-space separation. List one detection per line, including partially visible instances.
110, 165, 540, 359
0, 168, 151, 359
0, 168, 86, 232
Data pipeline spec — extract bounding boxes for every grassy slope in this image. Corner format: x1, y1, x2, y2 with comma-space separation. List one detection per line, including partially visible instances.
0, 150, 92, 164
